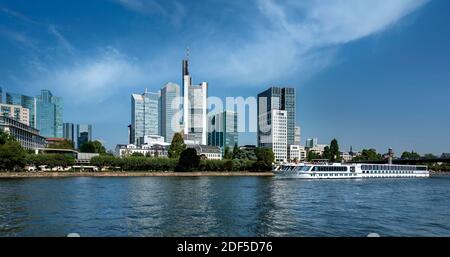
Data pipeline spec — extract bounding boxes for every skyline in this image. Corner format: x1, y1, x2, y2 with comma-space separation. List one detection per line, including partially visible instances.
1, 0, 449, 155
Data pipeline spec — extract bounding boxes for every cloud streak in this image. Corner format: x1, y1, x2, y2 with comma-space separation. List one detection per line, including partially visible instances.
192, 0, 430, 86
48, 24, 75, 55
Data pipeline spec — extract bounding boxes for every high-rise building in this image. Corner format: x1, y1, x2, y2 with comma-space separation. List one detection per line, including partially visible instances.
208, 111, 238, 152
281, 88, 296, 145
294, 126, 301, 145
35, 90, 63, 138
131, 89, 160, 145
257, 87, 295, 163
182, 56, 208, 145
160, 82, 181, 143
6, 92, 36, 128
257, 87, 295, 146
258, 109, 288, 162
77, 124, 92, 149
306, 138, 318, 148
0, 103, 30, 126
63, 123, 75, 144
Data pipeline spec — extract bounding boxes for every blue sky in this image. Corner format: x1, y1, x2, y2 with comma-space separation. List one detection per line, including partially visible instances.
0, 0, 449, 155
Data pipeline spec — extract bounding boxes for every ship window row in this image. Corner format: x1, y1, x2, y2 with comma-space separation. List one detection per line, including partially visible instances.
362, 170, 415, 174
361, 165, 425, 171
312, 166, 348, 172
313, 173, 356, 177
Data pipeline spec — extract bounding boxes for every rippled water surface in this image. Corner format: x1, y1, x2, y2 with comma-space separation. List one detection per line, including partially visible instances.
0, 176, 449, 236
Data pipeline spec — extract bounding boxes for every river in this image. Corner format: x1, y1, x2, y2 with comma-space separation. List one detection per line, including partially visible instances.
0, 176, 449, 236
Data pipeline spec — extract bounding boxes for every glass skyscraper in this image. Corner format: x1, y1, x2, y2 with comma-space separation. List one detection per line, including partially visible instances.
35, 90, 63, 138
63, 123, 75, 144
131, 90, 160, 145
257, 87, 296, 146
160, 82, 180, 143
77, 124, 92, 149
6, 92, 36, 128
208, 111, 238, 152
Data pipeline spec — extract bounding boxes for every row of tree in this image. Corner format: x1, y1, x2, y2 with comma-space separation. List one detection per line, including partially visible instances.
47, 139, 106, 154
90, 141, 274, 172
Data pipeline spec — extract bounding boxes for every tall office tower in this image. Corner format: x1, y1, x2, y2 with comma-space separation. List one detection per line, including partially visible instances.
0, 103, 30, 125
160, 82, 181, 143
77, 124, 92, 149
306, 138, 318, 148
182, 55, 208, 145
131, 89, 160, 145
257, 87, 295, 163
63, 123, 75, 144
6, 92, 36, 128
281, 88, 296, 145
35, 90, 63, 138
208, 111, 238, 152
258, 109, 288, 162
294, 126, 301, 146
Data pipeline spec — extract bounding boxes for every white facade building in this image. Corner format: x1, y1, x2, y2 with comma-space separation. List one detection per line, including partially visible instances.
258, 109, 287, 163
186, 144, 222, 160
0, 103, 30, 126
308, 144, 329, 156
115, 143, 168, 158
294, 126, 301, 145
289, 145, 306, 162
182, 58, 208, 145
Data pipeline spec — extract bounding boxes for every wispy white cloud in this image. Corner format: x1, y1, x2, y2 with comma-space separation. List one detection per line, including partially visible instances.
192, 0, 430, 86
48, 24, 75, 55
115, 0, 186, 27
0, 6, 38, 25
0, 26, 38, 50
34, 47, 177, 104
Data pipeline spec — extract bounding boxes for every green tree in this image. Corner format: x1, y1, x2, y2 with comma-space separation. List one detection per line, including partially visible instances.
79, 140, 106, 154
252, 147, 274, 171
353, 149, 382, 161
329, 139, 341, 162
131, 152, 144, 157
224, 146, 233, 159
401, 151, 421, 160
423, 153, 437, 159
175, 148, 200, 172
322, 146, 331, 161
48, 139, 74, 149
168, 132, 186, 159
307, 151, 321, 161
0, 136, 27, 171
0, 131, 15, 144
232, 144, 239, 156
255, 147, 275, 165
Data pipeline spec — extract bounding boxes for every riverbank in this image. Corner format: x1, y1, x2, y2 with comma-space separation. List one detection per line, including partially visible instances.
0, 171, 274, 178
430, 171, 450, 176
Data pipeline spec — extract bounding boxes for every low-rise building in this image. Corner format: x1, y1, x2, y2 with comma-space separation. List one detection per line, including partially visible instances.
289, 145, 306, 162
187, 144, 222, 160
0, 116, 47, 150
307, 144, 328, 156
115, 143, 168, 158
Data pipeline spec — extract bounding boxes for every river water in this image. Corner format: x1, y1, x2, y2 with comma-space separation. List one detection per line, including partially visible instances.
0, 176, 449, 236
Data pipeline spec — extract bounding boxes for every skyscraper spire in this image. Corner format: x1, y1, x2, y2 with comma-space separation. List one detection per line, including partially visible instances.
182, 48, 189, 76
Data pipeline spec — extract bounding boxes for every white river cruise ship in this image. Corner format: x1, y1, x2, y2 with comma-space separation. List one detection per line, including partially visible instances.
275, 163, 429, 179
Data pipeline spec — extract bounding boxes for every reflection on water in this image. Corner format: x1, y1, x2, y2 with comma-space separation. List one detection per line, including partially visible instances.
0, 176, 449, 236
